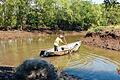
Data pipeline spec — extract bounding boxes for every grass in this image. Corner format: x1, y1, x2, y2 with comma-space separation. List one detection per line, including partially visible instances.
88, 25, 120, 32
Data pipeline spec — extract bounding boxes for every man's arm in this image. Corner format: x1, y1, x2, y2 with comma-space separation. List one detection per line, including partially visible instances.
61, 39, 67, 45
60, 39, 66, 45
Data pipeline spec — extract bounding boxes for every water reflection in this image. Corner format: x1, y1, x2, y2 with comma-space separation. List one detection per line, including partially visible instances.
0, 35, 81, 66
63, 53, 120, 80
0, 35, 120, 80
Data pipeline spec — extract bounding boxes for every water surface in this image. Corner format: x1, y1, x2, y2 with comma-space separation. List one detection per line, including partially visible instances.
0, 35, 120, 80
63, 53, 120, 80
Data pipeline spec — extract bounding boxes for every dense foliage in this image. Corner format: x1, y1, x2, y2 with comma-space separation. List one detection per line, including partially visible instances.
0, 0, 120, 31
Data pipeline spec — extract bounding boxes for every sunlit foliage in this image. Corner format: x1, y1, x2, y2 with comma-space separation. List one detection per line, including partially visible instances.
0, 0, 120, 31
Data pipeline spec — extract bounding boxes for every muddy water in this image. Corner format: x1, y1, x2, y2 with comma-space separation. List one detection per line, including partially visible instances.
0, 35, 81, 66
0, 35, 120, 80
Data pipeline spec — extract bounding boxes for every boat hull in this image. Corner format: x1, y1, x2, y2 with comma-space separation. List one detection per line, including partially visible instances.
40, 41, 81, 57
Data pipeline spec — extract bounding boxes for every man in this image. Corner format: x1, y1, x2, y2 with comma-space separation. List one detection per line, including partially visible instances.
54, 35, 66, 51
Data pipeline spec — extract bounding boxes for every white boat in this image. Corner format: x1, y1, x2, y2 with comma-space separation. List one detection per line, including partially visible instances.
40, 41, 81, 57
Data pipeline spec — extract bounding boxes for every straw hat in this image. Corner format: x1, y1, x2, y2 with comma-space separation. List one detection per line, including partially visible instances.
59, 35, 64, 38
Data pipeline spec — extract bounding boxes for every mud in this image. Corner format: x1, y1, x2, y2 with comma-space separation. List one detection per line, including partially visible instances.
0, 30, 84, 40
83, 29, 120, 51
0, 30, 52, 40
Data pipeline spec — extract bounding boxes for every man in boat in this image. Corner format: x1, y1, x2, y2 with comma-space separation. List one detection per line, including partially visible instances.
54, 35, 66, 51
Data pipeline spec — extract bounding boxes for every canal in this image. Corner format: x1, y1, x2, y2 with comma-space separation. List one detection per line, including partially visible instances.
0, 35, 120, 80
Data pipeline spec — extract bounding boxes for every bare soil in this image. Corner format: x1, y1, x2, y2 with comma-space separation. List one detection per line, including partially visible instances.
0, 30, 84, 40
0, 30, 54, 40
83, 29, 120, 51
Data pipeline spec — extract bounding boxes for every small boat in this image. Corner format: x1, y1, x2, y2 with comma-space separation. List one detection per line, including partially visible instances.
40, 40, 81, 57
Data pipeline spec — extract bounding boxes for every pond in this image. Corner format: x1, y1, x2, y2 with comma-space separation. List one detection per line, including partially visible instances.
0, 35, 120, 80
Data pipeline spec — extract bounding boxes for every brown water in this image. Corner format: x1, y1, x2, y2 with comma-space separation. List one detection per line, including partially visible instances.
0, 35, 81, 66
0, 35, 119, 67
0, 35, 120, 80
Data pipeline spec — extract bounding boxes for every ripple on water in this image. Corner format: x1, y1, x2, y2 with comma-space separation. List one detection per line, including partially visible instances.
63, 54, 120, 80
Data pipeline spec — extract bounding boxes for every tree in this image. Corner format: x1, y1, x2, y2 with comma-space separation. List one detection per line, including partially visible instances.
0, 3, 3, 27
36, 0, 57, 28
103, 0, 120, 25
15, 0, 30, 30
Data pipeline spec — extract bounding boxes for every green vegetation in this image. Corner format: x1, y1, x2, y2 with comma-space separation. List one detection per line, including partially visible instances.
88, 25, 120, 32
0, 0, 120, 31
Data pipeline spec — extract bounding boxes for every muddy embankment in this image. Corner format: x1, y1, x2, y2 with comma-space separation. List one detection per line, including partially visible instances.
83, 29, 120, 51
0, 30, 84, 40
0, 30, 54, 40
1, 29, 120, 51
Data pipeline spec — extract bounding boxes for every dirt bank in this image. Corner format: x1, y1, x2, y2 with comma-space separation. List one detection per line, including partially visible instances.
0, 30, 84, 40
0, 29, 119, 51
0, 29, 55, 40
0, 31, 33, 40
83, 29, 120, 51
